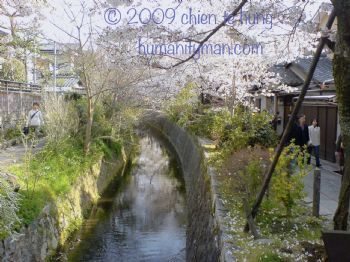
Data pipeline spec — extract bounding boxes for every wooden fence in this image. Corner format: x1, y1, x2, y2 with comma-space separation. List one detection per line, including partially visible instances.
0, 80, 42, 130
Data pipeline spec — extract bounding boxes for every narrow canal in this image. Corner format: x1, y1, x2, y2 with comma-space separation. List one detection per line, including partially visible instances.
66, 135, 187, 261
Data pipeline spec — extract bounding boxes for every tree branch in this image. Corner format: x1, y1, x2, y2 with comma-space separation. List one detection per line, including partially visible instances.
157, 0, 249, 69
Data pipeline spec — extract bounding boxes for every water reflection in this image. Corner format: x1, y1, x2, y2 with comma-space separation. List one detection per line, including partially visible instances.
67, 136, 186, 262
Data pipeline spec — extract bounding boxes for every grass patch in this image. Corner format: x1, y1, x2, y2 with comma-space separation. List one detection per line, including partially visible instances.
7, 138, 104, 226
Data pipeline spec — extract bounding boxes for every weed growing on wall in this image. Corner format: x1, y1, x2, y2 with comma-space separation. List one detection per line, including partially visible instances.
0, 176, 21, 239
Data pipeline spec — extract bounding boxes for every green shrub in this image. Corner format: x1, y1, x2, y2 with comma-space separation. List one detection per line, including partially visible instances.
1, 58, 26, 82
165, 82, 199, 127
73, 98, 115, 146
270, 143, 310, 219
97, 137, 122, 160
185, 108, 277, 162
166, 83, 277, 151
221, 146, 270, 203
179, 105, 277, 150
4, 127, 22, 140
247, 111, 278, 148
189, 109, 232, 141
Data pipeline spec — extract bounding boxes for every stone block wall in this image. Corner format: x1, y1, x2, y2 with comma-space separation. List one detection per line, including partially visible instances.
142, 112, 222, 262
0, 153, 127, 262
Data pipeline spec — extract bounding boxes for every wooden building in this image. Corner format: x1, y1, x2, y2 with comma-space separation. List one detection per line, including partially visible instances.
250, 55, 339, 162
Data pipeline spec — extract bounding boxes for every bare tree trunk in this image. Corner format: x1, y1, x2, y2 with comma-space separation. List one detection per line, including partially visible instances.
332, 0, 350, 230
24, 53, 28, 83
244, 10, 336, 232
81, 52, 94, 155
84, 96, 93, 154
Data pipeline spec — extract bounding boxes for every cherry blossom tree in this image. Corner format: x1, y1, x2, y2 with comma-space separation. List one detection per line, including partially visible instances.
97, 0, 322, 112
51, 1, 149, 153
0, 0, 46, 82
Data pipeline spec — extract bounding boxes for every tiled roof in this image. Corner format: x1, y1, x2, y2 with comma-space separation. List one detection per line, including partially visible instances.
294, 56, 333, 83
270, 64, 303, 87
249, 56, 333, 94
62, 78, 79, 88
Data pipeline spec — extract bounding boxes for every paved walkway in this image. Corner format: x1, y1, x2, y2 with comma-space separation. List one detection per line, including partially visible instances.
304, 158, 343, 218
0, 139, 45, 171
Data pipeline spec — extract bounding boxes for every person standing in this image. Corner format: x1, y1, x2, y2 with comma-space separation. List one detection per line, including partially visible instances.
290, 114, 310, 148
26, 102, 44, 146
308, 119, 321, 167
287, 114, 310, 169
336, 134, 344, 175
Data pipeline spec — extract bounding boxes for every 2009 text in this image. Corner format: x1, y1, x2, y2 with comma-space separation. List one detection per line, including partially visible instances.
104, 7, 273, 29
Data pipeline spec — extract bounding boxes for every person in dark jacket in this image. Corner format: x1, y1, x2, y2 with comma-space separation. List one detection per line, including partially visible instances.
289, 114, 310, 148
336, 134, 344, 175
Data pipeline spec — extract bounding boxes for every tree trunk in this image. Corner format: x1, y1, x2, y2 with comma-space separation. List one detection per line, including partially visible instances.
84, 97, 93, 155
332, 0, 350, 230
24, 52, 28, 83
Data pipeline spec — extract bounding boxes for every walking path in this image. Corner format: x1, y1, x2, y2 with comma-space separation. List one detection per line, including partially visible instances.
0, 139, 45, 171
304, 158, 343, 219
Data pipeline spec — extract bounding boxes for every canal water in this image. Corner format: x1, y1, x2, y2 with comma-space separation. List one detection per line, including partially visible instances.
66, 136, 187, 262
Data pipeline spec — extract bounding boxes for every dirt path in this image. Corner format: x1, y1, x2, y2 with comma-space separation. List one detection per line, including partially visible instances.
0, 139, 46, 171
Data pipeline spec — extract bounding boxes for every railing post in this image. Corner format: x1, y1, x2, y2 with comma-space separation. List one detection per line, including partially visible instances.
313, 168, 321, 217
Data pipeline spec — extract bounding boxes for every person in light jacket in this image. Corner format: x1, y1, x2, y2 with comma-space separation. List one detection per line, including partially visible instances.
308, 118, 321, 167
26, 102, 44, 143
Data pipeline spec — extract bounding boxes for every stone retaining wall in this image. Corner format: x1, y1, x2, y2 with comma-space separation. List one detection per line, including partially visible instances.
0, 151, 128, 262
142, 112, 223, 262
